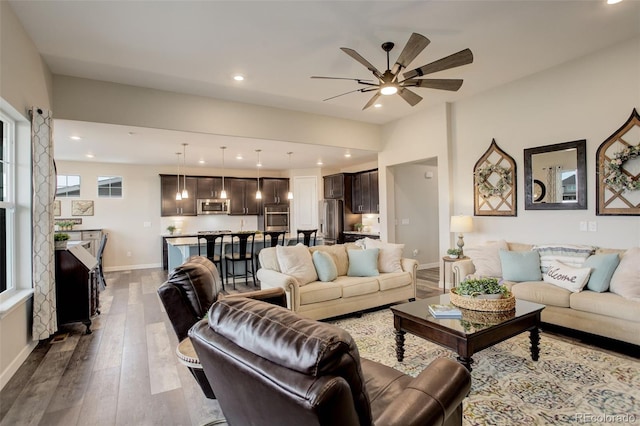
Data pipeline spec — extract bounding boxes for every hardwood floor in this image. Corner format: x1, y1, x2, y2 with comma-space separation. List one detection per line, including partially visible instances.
1, 267, 441, 426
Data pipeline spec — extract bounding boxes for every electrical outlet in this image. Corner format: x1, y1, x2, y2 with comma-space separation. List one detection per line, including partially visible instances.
401, 218, 410, 225
412, 249, 419, 257
143, 221, 151, 228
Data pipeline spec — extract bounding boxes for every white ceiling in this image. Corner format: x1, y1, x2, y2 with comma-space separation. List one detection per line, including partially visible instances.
9, 0, 640, 170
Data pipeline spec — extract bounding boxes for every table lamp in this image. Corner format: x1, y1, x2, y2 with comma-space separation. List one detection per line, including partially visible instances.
450, 215, 473, 256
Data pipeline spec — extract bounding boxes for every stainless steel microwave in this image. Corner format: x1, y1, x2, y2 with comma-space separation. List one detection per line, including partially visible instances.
197, 199, 230, 215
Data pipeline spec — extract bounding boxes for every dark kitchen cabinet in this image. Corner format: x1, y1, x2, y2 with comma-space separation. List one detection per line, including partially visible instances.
160, 174, 198, 216
323, 174, 345, 199
228, 178, 259, 215
261, 178, 290, 205
352, 170, 379, 213
196, 177, 224, 199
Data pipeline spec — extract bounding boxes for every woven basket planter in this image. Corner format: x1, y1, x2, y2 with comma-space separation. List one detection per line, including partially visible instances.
450, 288, 516, 312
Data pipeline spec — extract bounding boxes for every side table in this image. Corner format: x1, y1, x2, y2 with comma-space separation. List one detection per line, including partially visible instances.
440, 256, 468, 293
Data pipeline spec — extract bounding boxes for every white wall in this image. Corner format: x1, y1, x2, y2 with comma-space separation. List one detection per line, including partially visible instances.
0, 1, 53, 389
392, 163, 440, 268
381, 36, 640, 253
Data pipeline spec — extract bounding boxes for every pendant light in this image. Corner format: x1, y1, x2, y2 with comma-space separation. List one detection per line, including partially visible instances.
220, 146, 227, 199
287, 151, 294, 200
255, 149, 262, 200
181, 143, 189, 199
175, 152, 182, 201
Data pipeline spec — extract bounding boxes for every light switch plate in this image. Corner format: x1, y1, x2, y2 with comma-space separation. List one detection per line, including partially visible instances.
588, 221, 597, 232
579, 221, 587, 232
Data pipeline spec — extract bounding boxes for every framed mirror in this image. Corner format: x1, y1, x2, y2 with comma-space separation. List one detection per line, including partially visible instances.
524, 139, 587, 210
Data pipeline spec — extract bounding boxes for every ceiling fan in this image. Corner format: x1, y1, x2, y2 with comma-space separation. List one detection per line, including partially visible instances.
312, 33, 473, 110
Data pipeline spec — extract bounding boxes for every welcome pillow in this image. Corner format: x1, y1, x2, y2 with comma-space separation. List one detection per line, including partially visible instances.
276, 243, 318, 285
543, 260, 591, 292
363, 238, 404, 273
465, 240, 508, 278
533, 244, 595, 273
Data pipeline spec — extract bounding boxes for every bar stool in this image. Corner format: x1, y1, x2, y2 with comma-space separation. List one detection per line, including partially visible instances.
296, 229, 318, 247
263, 230, 286, 247
224, 232, 257, 288
198, 232, 227, 290
258, 231, 287, 268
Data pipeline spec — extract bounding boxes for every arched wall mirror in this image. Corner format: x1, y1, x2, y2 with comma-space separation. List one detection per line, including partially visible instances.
524, 139, 587, 210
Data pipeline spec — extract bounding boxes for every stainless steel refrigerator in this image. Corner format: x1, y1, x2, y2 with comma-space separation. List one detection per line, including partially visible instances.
319, 199, 344, 245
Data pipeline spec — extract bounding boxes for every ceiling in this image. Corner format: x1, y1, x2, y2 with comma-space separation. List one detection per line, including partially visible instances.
9, 0, 640, 170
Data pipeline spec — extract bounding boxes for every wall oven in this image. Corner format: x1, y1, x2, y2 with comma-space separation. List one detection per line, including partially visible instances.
263, 205, 289, 231
197, 199, 230, 215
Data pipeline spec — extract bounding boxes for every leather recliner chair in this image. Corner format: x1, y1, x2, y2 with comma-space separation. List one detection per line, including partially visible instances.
190, 297, 471, 425
157, 256, 287, 399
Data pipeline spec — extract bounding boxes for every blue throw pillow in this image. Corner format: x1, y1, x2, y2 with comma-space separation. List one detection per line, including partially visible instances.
312, 251, 338, 282
499, 250, 542, 282
583, 253, 620, 292
347, 248, 379, 277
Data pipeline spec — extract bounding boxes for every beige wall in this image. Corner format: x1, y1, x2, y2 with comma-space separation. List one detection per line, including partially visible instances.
0, 1, 53, 389
53, 75, 382, 152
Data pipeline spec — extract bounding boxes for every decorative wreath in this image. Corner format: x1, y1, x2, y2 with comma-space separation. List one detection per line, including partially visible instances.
475, 164, 512, 198
603, 144, 640, 192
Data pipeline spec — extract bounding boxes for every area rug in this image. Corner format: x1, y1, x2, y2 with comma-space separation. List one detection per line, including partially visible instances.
330, 309, 640, 425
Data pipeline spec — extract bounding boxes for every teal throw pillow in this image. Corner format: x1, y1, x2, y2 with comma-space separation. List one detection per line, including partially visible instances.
499, 250, 542, 282
583, 253, 620, 292
312, 250, 338, 282
347, 248, 379, 277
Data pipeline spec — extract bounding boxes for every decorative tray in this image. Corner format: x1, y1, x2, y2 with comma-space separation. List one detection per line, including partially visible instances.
450, 288, 516, 312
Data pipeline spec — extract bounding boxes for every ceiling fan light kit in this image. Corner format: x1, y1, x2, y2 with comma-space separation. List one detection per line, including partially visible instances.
313, 32, 473, 110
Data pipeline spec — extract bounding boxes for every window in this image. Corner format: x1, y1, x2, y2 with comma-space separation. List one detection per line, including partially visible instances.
56, 174, 81, 197
98, 176, 122, 197
0, 114, 15, 294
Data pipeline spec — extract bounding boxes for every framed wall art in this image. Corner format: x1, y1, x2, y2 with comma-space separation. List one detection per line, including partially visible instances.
72, 200, 94, 216
597, 108, 640, 216
473, 139, 517, 216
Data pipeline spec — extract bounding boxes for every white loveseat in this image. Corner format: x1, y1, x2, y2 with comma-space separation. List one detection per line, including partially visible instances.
257, 242, 417, 320
452, 241, 640, 346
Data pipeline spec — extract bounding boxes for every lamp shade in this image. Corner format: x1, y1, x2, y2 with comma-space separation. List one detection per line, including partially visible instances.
450, 215, 473, 233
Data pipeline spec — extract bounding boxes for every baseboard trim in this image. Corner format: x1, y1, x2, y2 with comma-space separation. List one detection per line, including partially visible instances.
0, 340, 38, 391
104, 263, 162, 272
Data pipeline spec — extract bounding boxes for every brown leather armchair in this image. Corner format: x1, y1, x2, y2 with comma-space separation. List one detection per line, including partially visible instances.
157, 256, 287, 399
190, 297, 471, 425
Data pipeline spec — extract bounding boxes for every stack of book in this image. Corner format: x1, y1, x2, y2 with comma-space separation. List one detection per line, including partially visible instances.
428, 304, 463, 319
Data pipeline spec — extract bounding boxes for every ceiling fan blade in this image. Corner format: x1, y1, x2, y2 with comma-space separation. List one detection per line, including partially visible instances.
362, 92, 381, 110
403, 48, 474, 80
402, 78, 464, 91
311, 76, 374, 82
340, 47, 384, 80
397, 88, 423, 106
322, 88, 365, 102
391, 33, 430, 75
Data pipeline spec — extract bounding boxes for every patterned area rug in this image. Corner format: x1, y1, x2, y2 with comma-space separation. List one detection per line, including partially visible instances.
330, 309, 640, 425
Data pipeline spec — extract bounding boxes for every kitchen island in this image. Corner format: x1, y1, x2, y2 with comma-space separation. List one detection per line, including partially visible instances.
165, 232, 324, 272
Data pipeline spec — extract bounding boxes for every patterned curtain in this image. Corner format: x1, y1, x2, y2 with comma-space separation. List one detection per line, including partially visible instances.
31, 107, 57, 340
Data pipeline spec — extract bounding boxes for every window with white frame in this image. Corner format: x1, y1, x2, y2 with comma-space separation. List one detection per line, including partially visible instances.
98, 176, 122, 197
56, 174, 80, 197
0, 113, 15, 294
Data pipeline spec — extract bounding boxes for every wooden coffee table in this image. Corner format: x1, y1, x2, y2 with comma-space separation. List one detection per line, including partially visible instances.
390, 295, 545, 372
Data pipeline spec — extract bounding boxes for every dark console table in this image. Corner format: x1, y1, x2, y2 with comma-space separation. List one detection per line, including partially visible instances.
55, 243, 99, 334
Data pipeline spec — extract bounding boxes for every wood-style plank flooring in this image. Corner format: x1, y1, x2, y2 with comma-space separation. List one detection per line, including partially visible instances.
1, 267, 442, 426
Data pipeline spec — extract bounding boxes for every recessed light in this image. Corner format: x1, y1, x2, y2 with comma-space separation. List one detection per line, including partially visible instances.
344, 152, 351, 158
70, 136, 82, 140
236, 154, 243, 160
198, 159, 205, 164
607, 0, 622, 4
374, 104, 382, 108
317, 160, 323, 166
233, 75, 245, 81
85, 153, 94, 158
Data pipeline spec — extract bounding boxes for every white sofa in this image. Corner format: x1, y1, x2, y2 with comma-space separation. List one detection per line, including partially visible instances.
452, 242, 640, 346
257, 243, 417, 320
